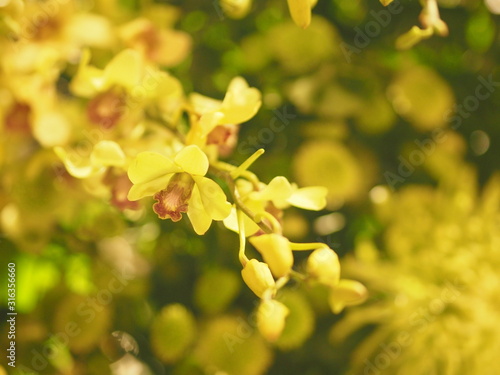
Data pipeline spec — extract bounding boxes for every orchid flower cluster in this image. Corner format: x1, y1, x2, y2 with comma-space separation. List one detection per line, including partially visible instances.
112, 68, 368, 342
63, 58, 367, 341
0, 0, 366, 345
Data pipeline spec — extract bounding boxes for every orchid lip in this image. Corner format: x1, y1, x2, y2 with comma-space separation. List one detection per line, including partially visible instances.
153, 173, 195, 221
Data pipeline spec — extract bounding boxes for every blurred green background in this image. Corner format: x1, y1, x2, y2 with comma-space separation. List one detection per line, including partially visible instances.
1, 0, 499, 374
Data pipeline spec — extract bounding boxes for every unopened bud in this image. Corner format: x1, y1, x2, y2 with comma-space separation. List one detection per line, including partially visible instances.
241, 259, 276, 298
287, 0, 311, 29
433, 19, 449, 36
249, 234, 293, 278
257, 300, 289, 342
395, 26, 433, 50
220, 0, 252, 19
328, 279, 368, 314
306, 247, 340, 287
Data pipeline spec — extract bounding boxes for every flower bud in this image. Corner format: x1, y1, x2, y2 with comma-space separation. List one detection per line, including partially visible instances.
241, 259, 276, 298
328, 279, 368, 314
306, 247, 340, 287
395, 26, 433, 50
249, 234, 293, 278
287, 0, 311, 29
257, 300, 289, 342
220, 0, 252, 19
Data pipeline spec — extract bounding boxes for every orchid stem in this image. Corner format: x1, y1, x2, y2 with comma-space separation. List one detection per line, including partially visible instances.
231, 149, 265, 179
289, 242, 329, 251
237, 209, 249, 266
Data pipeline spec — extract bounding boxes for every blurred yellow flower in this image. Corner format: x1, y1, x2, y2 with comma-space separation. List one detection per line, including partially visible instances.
119, 18, 191, 67
387, 65, 455, 131
55, 140, 126, 179
71, 49, 141, 96
257, 299, 290, 342
328, 279, 368, 313
334, 167, 500, 374
186, 77, 262, 146
306, 247, 341, 287
293, 140, 363, 208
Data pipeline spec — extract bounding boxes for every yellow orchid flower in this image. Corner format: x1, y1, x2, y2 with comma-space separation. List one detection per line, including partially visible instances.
54, 140, 136, 207
127, 145, 232, 235
54, 140, 127, 179
224, 176, 328, 236
69, 49, 143, 129
119, 18, 192, 67
186, 77, 262, 146
71, 49, 144, 98
70, 49, 180, 130
3, 0, 113, 59
250, 176, 328, 210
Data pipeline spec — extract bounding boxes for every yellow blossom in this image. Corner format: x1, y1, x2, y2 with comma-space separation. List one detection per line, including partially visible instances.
334, 168, 500, 374
306, 247, 341, 287
249, 234, 293, 278
224, 176, 327, 236
119, 18, 191, 67
249, 176, 327, 211
257, 299, 289, 342
70, 48, 183, 130
241, 259, 276, 298
186, 77, 262, 146
70, 49, 144, 98
55, 140, 126, 179
127, 145, 232, 235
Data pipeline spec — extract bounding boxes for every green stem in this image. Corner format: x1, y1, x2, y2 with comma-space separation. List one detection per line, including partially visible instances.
276, 275, 290, 289
220, 171, 273, 234
237, 209, 249, 266
255, 211, 282, 234
231, 149, 265, 179
290, 270, 307, 282
289, 242, 329, 251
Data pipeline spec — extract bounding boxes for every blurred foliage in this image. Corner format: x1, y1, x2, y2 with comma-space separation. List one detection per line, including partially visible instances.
0, 0, 499, 374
